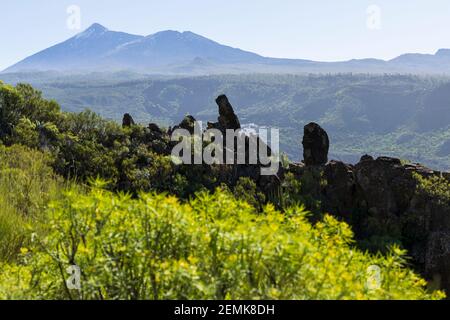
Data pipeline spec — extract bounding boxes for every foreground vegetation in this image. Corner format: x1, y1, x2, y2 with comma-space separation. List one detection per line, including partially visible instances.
0, 144, 444, 300
0, 145, 64, 262
0, 81, 446, 299
0, 179, 444, 299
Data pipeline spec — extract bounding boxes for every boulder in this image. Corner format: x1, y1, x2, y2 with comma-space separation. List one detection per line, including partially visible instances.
209, 95, 241, 131
323, 161, 355, 219
171, 115, 197, 135
354, 156, 416, 216
148, 123, 163, 135
122, 113, 135, 128
360, 154, 374, 162
302, 122, 329, 166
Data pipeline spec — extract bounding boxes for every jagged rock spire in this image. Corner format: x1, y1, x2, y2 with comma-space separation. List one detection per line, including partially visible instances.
122, 113, 135, 128
302, 122, 329, 166
214, 95, 241, 131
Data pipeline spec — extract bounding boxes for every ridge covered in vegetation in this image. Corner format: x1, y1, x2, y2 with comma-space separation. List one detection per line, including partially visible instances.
3, 73, 450, 170
0, 81, 447, 300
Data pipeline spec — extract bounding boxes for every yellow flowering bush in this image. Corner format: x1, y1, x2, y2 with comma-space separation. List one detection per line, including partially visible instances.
0, 184, 444, 300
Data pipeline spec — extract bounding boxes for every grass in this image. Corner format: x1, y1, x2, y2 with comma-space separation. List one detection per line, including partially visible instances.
0, 144, 64, 261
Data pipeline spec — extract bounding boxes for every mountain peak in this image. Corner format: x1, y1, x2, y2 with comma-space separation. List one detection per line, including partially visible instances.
147, 30, 207, 40
75, 23, 109, 39
88, 23, 108, 32
149, 30, 182, 38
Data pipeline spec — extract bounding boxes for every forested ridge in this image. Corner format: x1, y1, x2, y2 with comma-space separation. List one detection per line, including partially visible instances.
3, 73, 450, 170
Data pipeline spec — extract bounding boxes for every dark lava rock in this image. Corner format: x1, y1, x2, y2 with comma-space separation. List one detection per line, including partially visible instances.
360, 154, 374, 162
171, 115, 197, 135
209, 95, 241, 132
302, 122, 329, 166
354, 156, 413, 214
122, 113, 135, 128
323, 161, 355, 219
148, 123, 163, 135
287, 153, 450, 294
352, 157, 450, 293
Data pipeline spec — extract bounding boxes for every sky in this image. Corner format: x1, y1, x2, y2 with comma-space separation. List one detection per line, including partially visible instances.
1, 0, 450, 70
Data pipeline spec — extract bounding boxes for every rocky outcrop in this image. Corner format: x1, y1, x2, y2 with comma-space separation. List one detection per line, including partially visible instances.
290, 120, 450, 294
170, 115, 197, 135
354, 157, 416, 216
354, 157, 450, 293
148, 123, 163, 135
323, 160, 356, 219
209, 95, 282, 204
121, 98, 449, 294
360, 154, 374, 162
122, 113, 135, 128
289, 154, 450, 294
216, 94, 241, 130
145, 123, 170, 154
302, 122, 329, 166
208, 95, 241, 132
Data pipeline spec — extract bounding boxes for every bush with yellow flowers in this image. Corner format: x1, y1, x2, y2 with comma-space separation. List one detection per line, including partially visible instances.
0, 183, 444, 300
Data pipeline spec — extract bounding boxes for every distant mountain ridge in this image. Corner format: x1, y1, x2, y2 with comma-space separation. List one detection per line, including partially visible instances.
4, 23, 450, 74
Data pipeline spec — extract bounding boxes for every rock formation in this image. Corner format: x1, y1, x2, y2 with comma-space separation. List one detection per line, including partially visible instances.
291, 122, 450, 294
360, 154, 374, 162
208, 95, 241, 131
120, 98, 449, 294
170, 115, 197, 135
302, 122, 329, 166
122, 113, 135, 128
208, 95, 282, 203
148, 123, 163, 135
352, 157, 449, 292
323, 160, 355, 218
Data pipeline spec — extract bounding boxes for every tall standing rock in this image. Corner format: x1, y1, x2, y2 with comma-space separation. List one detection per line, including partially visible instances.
208, 95, 281, 203
213, 95, 241, 131
122, 113, 135, 128
208, 95, 242, 163
302, 122, 329, 166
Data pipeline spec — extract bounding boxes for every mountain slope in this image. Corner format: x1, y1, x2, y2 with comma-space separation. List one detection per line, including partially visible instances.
109, 30, 266, 68
5, 24, 144, 72
4, 24, 269, 73
4, 23, 450, 74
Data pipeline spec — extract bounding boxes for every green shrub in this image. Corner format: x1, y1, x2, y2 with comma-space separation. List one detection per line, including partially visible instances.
281, 172, 322, 217
233, 177, 266, 211
414, 173, 450, 204
0, 185, 444, 300
0, 145, 62, 262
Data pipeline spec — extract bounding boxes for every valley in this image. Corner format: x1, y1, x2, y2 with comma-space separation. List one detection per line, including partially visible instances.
2, 72, 450, 171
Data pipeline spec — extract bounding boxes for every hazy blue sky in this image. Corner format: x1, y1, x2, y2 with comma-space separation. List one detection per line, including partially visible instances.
1, 0, 450, 70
